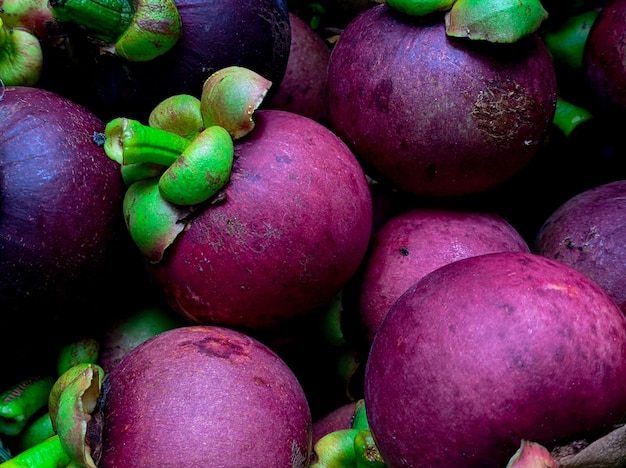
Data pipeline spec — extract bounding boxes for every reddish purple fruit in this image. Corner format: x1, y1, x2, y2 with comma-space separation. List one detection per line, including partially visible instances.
534, 180, 626, 313
266, 13, 331, 124
327, 5, 557, 197
97, 325, 312, 467
148, 110, 373, 332
357, 208, 530, 344
583, 0, 626, 116
365, 251, 626, 467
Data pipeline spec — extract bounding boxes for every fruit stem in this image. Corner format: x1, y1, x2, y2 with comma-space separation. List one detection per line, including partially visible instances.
104, 117, 191, 167
0, 435, 70, 468
552, 97, 594, 137
0, 376, 55, 436
50, 0, 181, 61
49, 0, 134, 44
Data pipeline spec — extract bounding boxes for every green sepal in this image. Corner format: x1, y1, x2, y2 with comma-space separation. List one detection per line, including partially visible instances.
541, 9, 599, 70
0, 376, 55, 436
445, 0, 548, 43
385, 0, 456, 17
311, 428, 360, 467
149, 94, 204, 141
113, 0, 182, 62
201, 65, 272, 139
158, 125, 234, 206
50, 0, 134, 43
123, 178, 190, 263
0, 435, 70, 468
552, 97, 594, 137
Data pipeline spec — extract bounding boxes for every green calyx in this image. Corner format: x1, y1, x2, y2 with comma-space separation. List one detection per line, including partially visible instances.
104, 66, 272, 263
159, 125, 234, 206
445, 0, 549, 43
0, 434, 70, 468
50, 0, 181, 61
541, 9, 599, 70
49, 363, 104, 468
385, 0, 456, 17
311, 401, 387, 468
149, 94, 204, 141
123, 178, 189, 263
0, 376, 54, 437
50, 0, 134, 44
201, 65, 273, 139
552, 97, 594, 137
113, 0, 182, 62
0, 17, 42, 86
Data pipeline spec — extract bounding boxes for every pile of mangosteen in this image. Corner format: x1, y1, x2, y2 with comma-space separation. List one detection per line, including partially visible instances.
2, 0, 626, 466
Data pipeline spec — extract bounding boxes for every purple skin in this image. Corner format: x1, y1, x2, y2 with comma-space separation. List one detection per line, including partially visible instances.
357, 208, 530, 345
97, 326, 312, 467
148, 110, 373, 333
327, 4, 557, 197
533, 180, 626, 313
365, 251, 626, 467
583, 0, 626, 116
0, 86, 125, 312
266, 13, 331, 125
39, 0, 291, 122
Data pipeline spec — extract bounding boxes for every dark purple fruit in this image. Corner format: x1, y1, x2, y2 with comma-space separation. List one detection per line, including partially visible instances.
327, 5, 557, 197
40, 0, 291, 122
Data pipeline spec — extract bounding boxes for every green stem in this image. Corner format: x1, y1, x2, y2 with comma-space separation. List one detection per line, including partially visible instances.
50, 0, 181, 61
49, 0, 134, 43
0, 435, 70, 468
0, 376, 55, 436
104, 117, 191, 167
553, 97, 594, 137
56, 338, 100, 377
541, 9, 599, 70
16, 413, 54, 453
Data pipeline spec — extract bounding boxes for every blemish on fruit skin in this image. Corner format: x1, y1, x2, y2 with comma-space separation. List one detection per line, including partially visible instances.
399, 247, 409, 256
188, 332, 253, 360
472, 78, 533, 143
373, 78, 393, 113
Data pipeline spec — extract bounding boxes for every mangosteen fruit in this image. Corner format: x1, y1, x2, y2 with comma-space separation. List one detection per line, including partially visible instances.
147, 109, 373, 333
583, 0, 626, 116
327, 4, 558, 197
95, 325, 312, 467
39, 0, 292, 122
364, 251, 626, 466
534, 179, 626, 313
356, 208, 530, 345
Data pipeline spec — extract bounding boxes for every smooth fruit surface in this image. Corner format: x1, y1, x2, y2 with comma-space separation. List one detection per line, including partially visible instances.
365, 251, 626, 467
